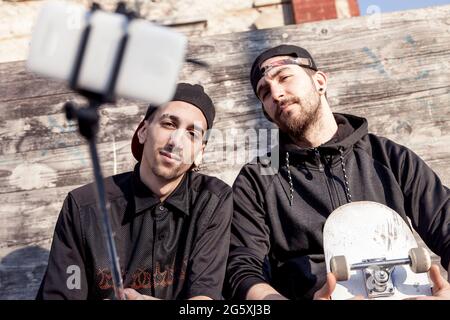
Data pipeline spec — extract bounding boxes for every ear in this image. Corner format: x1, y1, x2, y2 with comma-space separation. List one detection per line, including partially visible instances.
313, 71, 328, 94
137, 121, 149, 144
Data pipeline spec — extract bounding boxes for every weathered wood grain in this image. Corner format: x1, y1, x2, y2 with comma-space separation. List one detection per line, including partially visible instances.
0, 102, 144, 155
1, 5, 449, 298
1, 186, 76, 249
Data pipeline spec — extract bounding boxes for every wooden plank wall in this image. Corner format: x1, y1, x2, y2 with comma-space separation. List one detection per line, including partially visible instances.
1, 5, 449, 299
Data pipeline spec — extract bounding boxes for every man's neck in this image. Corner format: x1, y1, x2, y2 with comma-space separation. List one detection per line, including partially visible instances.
290, 100, 338, 148
139, 164, 185, 202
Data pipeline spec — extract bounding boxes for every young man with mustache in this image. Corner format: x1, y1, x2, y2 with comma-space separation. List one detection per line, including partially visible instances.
226, 45, 450, 300
37, 83, 232, 300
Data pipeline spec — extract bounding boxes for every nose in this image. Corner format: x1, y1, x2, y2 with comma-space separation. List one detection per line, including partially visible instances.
167, 129, 185, 150
271, 84, 285, 103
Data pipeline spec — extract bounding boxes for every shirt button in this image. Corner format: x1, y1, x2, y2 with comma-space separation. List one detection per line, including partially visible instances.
158, 233, 166, 241
158, 205, 164, 211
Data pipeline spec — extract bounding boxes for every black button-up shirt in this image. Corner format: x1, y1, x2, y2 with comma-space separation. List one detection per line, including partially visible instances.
37, 163, 232, 300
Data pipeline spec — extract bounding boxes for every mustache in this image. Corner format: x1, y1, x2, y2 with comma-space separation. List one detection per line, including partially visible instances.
277, 96, 301, 115
159, 145, 183, 158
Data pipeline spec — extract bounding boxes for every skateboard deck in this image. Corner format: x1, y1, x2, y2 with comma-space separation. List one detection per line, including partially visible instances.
323, 201, 432, 300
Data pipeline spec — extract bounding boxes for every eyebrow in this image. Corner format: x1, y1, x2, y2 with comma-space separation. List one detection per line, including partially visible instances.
256, 67, 289, 98
160, 113, 180, 124
191, 123, 205, 135
266, 66, 291, 79
160, 113, 205, 135
256, 67, 291, 98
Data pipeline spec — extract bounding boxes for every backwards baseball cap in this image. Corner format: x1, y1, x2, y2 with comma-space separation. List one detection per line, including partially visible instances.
250, 44, 318, 96
131, 83, 215, 161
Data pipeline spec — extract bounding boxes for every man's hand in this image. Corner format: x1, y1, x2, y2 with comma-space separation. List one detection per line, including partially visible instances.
246, 283, 288, 300
122, 289, 213, 300
313, 273, 337, 300
406, 264, 450, 300
313, 272, 364, 300
123, 288, 160, 300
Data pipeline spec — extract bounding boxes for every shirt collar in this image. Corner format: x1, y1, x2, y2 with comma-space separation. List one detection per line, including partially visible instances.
132, 163, 190, 216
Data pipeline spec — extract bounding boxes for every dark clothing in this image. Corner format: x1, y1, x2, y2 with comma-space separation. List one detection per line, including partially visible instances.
37, 163, 232, 300
227, 113, 449, 300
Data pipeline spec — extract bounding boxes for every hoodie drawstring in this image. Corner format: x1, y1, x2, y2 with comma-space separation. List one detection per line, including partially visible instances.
285, 152, 294, 206
339, 147, 352, 203
285, 148, 353, 206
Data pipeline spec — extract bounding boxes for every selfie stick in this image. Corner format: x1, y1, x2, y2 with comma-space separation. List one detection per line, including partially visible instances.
64, 2, 136, 300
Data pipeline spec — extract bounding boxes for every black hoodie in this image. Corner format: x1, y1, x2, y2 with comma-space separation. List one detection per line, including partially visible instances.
227, 113, 449, 300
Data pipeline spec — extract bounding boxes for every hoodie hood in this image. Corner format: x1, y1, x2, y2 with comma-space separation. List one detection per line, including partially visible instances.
277, 113, 367, 206
279, 113, 368, 166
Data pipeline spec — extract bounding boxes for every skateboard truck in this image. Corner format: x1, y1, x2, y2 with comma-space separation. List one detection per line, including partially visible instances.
362, 259, 395, 298
330, 248, 431, 299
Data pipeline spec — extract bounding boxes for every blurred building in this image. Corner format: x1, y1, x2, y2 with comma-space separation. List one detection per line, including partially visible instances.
292, 0, 359, 23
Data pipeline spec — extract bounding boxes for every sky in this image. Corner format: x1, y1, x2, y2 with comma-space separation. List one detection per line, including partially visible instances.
358, 0, 450, 15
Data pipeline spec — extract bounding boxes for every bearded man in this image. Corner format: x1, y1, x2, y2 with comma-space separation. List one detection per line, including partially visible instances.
226, 45, 450, 300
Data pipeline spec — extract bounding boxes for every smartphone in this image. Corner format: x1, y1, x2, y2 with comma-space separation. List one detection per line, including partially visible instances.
27, 1, 187, 104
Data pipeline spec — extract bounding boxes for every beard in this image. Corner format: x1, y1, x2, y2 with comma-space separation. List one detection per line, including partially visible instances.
276, 90, 321, 142
151, 147, 190, 180
151, 163, 185, 180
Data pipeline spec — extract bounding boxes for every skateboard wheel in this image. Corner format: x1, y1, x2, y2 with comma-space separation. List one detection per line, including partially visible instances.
330, 256, 350, 281
409, 247, 431, 273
